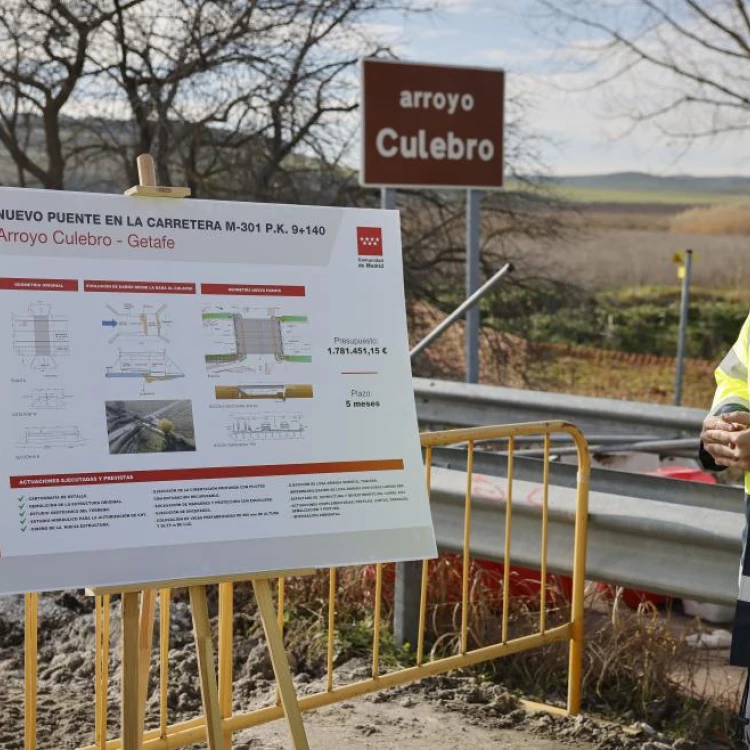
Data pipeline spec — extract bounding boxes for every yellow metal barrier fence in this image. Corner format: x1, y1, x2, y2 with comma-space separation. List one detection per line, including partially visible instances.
20, 421, 589, 750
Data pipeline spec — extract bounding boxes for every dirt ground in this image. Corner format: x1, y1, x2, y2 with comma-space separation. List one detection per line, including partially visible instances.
234, 694, 596, 750
0, 592, 693, 750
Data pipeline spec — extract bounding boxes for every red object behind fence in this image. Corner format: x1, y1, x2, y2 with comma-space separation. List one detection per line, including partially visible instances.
648, 466, 717, 484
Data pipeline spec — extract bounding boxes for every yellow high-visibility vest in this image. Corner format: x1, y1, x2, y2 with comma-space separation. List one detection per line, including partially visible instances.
712, 314, 750, 492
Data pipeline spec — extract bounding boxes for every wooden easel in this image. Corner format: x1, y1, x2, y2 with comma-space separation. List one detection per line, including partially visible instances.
90, 572, 311, 750
90, 155, 311, 750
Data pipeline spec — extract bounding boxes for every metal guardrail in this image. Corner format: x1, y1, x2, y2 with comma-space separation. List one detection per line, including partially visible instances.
413, 379, 745, 607
431, 449, 744, 605
414, 377, 706, 437
432, 446, 741, 514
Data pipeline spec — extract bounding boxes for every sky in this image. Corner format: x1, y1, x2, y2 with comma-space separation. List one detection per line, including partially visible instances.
371, 0, 750, 177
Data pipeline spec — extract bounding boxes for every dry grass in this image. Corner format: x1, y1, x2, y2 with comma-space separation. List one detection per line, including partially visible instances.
510, 226, 750, 289
276, 556, 741, 746
409, 300, 529, 389
485, 206, 674, 233
487, 202, 750, 289
671, 204, 750, 236
562, 207, 674, 232
500, 597, 741, 745
524, 346, 717, 408
414, 202, 750, 289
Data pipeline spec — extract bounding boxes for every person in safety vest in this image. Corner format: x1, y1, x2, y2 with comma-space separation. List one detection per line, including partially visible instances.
700, 314, 750, 744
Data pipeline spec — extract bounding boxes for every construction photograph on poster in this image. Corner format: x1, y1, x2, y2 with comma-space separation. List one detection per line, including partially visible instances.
0, 187, 436, 594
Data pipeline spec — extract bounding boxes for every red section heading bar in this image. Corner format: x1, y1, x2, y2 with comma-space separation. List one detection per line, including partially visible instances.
0, 277, 78, 292
10, 459, 403, 489
84, 280, 196, 294
201, 283, 305, 297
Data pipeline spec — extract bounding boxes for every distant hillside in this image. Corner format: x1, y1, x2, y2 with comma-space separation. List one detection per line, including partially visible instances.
0, 116, 353, 204
533, 172, 750, 206
552, 172, 750, 194
3, 119, 748, 207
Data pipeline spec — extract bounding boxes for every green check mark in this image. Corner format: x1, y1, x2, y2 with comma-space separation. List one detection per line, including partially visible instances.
19, 496, 28, 531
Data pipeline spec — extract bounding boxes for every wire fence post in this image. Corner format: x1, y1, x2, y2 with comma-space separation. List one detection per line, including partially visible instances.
674, 249, 693, 406
466, 189, 482, 383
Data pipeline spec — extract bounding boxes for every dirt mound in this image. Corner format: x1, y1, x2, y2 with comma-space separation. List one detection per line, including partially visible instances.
409, 299, 529, 387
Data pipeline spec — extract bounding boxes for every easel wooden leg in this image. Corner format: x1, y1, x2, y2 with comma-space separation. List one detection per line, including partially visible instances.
121, 592, 141, 750
218, 583, 234, 749
137, 590, 157, 739
189, 585, 224, 750
253, 578, 310, 750
25, 592, 38, 750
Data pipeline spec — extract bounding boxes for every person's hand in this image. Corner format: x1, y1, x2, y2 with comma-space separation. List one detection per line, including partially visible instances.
701, 412, 750, 468
724, 412, 750, 431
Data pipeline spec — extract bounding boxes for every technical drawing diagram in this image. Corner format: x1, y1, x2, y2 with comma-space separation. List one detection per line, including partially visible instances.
106, 350, 184, 383
102, 301, 183, 389
25, 388, 73, 410
215, 384, 313, 401
12, 302, 70, 372
102, 302, 173, 344
226, 412, 305, 442
203, 305, 311, 375
17, 425, 85, 449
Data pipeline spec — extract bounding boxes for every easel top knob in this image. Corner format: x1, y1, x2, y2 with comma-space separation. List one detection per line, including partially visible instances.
137, 154, 157, 188
125, 153, 191, 199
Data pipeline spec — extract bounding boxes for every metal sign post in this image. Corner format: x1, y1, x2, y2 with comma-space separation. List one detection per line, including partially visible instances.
381, 188, 395, 211
361, 58, 506, 646
466, 189, 482, 383
381, 185, 422, 646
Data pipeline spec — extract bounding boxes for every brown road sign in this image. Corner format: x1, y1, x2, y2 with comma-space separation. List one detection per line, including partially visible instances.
360, 58, 505, 189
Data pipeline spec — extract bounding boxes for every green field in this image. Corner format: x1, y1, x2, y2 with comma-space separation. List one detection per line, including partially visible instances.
549, 184, 750, 205
505, 173, 750, 205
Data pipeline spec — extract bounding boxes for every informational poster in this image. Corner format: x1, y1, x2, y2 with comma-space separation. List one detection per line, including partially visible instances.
0, 188, 436, 594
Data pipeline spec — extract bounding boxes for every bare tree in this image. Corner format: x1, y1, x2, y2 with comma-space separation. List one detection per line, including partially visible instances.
0, 0, 424, 194
0, 0, 145, 189
72, 0, 423, 199
102, 0, 278, 187
165, 0, 412, 203
530, 0, 750, 142
398, 86, 571, 305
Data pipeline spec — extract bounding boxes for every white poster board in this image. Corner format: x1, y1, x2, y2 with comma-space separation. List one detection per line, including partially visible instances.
0, 188, 436, 594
